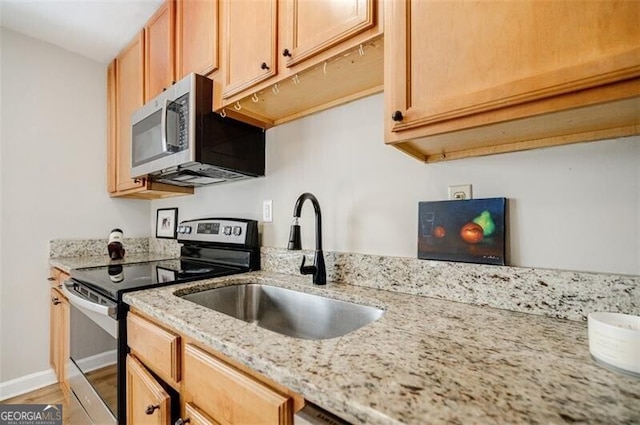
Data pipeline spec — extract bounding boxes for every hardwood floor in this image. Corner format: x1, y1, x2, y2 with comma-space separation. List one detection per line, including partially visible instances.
2, 366, 117, 425
2, 383, 71, 424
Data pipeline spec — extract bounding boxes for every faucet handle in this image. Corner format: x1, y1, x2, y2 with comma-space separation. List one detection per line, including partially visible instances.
299, 255, 316, 275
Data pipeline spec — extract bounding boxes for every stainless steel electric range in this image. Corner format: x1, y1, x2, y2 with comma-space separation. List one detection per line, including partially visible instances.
62, 218, 260, 425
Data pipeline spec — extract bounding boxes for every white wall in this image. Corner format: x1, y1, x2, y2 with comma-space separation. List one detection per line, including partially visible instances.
152, 93, 640, 276
0, 26, 4, 391
0, 28, 150, 384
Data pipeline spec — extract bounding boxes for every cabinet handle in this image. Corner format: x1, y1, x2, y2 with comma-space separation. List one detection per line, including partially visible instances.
133, 178, 142, 184
52, 297, 61, 306
175, 418, 190, 425
47, 277, 56, 281
282, 48, 292, 58
392, 111, 404, 122
261, 62, 270, 70
145, 405, 159, 415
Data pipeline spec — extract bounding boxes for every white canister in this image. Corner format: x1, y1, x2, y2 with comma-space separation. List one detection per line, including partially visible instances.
588, 312, 640, 377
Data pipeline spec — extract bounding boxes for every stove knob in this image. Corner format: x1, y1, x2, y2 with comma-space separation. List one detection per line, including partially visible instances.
233, 226, 242, 236
224, 226, 232, 235
185, 226, 192, 234
178, 226, 185, 234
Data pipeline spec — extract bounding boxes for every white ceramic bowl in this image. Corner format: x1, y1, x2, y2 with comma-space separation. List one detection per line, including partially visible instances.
588, 312, 640, 377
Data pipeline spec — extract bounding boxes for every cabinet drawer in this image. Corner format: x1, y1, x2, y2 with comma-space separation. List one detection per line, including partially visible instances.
184, 403, 220, 425
184, 344, 292, 425
127, 313, 181, 383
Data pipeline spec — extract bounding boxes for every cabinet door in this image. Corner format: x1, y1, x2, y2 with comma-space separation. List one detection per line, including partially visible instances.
183, 344, 292, 425
145, 0, 176, 102
116, 32, 146, 192
107, 61, 117, 194
176, 0, 219, 78
222, 0, 277, 99
49, 287, 68, 385
126, 355, 171, 425
281, 0, 375, 68
387, 0, 640, 135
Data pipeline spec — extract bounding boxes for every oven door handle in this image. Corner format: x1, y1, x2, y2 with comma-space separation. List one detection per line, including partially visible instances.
62, 281, 116, 317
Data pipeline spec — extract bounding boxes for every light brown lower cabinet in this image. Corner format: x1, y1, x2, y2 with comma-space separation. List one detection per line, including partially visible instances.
127, 312, 181, 387
49, 268, 69, 394
126, 354, 172, 425
181, 403, 220, 425
181, 343, 292, 425
127, 310, 302, 425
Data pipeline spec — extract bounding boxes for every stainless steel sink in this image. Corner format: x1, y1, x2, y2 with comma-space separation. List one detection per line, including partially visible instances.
179, 283, 384, 340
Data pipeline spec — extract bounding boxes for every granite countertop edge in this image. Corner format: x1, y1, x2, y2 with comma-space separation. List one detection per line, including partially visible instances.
123, 271, 640, 425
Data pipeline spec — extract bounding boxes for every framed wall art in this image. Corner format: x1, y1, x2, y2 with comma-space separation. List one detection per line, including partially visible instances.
418, 198, 506, 265
156, 208, 178, 239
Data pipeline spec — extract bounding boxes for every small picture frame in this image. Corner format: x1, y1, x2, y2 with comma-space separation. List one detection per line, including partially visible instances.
156, 208, 178, 239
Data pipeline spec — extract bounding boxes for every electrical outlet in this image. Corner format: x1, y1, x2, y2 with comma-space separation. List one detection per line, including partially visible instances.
262, 200, 273, 222
448, 184, 472, 200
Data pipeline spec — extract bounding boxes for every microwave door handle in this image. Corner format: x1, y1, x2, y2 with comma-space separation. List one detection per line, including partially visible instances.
160, 98, 169, 153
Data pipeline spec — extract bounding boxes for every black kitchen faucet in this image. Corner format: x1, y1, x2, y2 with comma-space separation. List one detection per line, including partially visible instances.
287, 192, 326, 285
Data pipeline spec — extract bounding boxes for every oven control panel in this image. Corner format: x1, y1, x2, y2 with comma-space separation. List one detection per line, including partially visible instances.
177, 218, 257, 246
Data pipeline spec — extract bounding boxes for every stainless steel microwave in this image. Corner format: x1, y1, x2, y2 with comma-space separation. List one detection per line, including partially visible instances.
130, 73, 265, 187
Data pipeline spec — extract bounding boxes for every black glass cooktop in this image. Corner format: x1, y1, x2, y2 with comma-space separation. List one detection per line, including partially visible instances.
70, 259, 241, 301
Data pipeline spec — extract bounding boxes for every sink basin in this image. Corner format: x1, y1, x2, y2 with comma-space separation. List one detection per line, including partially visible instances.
179, 283, 384, 340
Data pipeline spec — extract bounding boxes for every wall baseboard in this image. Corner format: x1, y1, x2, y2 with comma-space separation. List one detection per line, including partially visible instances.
76, 350, 116, 373
0, 368, 57, 401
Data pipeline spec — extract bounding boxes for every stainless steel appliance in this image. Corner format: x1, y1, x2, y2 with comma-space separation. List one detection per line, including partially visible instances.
130, 73, 265, 187
63, 218, 260, 425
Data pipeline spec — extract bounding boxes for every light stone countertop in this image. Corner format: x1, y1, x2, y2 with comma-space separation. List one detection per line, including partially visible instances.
49, 253, 177, 274
123, 271, 640, 425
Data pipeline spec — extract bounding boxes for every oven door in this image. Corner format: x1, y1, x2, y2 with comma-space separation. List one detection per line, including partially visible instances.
63, 281, 118, 425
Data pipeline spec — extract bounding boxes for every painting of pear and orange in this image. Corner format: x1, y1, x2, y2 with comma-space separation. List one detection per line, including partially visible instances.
418, 198, 506, 265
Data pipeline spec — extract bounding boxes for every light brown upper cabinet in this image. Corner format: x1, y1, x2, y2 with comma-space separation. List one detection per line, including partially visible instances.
176, 0, 220, 79
385, 0, 640, 163
114, 33, 146, 193
279, 0, 375, 68
218, 0, 383, 126
145, 0, 176, 102
221, 0, 278, 99
107, 61, 118, 194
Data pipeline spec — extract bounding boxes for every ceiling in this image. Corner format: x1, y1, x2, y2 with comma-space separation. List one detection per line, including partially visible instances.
0, 0, 163, 63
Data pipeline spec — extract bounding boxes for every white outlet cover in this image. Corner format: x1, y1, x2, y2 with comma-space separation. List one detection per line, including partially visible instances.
448, 184, 472, 200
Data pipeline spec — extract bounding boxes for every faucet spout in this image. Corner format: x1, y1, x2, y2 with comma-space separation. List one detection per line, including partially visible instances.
287, 192, 326, 285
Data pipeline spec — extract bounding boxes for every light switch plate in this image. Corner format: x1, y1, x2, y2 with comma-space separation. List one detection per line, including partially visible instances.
263, 200, 273, 222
